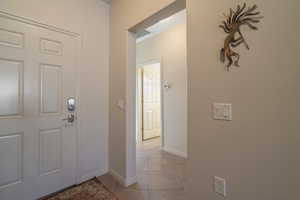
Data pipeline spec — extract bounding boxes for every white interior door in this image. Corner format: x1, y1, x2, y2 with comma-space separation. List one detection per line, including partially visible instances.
142, 63, 161, 141
0, 16, 78, 200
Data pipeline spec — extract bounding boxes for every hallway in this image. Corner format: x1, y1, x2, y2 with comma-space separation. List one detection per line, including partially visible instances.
99, 138, 187, 200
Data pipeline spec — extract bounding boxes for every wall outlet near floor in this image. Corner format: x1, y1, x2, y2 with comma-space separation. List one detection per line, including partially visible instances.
214, 176, 226, 197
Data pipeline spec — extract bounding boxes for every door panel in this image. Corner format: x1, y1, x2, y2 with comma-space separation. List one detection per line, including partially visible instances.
35, 26, 77, 198
40, 38, 63, 56
40, 64, 62, 115
39, 128, 62, 176
142, 63, 161, 141
0, 17, 36, 200
0, 15, 78, 200
0, 28, 24, 49
0, 58, 23, 116
0, 133, 23, 190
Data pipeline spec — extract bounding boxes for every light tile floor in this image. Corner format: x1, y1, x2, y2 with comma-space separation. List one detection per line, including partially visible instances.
98, 138, 187, 200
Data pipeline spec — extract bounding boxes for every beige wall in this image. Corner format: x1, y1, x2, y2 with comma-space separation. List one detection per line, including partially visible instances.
187, 0, 300, 199
111, 0, 300, 199
136, 22, 187, 157
0, 0, 110, 181
0, 0, 96, 34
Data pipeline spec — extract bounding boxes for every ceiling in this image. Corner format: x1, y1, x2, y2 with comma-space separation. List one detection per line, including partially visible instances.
101, 0, 110, 4
137, 9, 186, 43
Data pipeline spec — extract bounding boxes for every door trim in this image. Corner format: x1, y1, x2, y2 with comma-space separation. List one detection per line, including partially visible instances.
137, 58, 164, 146
0, 10, 83, 185
0, 10, 79, 37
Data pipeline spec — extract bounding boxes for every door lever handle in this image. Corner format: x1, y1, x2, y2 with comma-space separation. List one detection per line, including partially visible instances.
62, 114, 75, 123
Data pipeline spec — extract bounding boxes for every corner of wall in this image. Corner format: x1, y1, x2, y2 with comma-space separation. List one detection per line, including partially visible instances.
109, 169, 137, 187
162, 146, 187, 159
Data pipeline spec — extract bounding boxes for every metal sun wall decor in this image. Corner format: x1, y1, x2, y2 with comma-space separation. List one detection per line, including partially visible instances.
219, 3, 263, 71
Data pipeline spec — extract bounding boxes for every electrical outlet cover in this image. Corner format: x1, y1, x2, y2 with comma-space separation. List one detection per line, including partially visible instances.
214, 176, 226, 197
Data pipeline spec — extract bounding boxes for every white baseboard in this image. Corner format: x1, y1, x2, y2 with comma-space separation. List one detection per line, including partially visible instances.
79, 168, 108, 183
109, 169, 137, 187
109, 169, 125, 185
162, 146, 187, 159
125, 175, 137, 186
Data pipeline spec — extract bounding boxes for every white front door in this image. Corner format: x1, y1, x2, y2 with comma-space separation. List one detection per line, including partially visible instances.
142, 63, 161, 140
0, 16, 78, 200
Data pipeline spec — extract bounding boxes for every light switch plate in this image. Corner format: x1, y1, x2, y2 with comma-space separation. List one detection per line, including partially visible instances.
213, 103, 232, 121
214, 176, 226, 197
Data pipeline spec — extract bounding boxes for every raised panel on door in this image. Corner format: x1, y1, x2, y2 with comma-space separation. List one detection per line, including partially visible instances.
40, 64, 62, 115
0, 28, 24, 49
40, 38, 63, 56
0, 58, 23, 117
0, 133, 23, 190
144, 110, 154, 130
39, 128, 62, 176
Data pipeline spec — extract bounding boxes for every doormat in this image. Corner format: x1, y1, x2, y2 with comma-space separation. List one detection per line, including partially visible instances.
41, 178, 119, 200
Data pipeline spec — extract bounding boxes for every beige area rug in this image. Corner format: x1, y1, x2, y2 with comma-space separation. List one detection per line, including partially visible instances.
41, 178, 119, 200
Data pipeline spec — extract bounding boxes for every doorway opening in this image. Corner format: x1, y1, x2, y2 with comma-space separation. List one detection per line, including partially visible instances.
124, 1, 187, 193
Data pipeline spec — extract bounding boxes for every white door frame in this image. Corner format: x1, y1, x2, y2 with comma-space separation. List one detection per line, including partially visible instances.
0, 10, 83, 185
125, 32, 137, 186
137, 59, 164, 146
